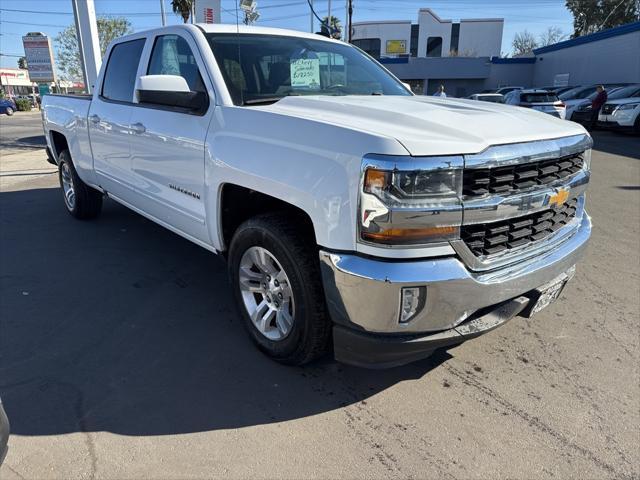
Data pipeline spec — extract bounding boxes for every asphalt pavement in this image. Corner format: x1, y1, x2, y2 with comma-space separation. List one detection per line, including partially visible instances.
0, 111, 639, 479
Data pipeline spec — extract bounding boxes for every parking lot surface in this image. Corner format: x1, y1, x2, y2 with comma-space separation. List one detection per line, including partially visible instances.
0, 113, 639, 479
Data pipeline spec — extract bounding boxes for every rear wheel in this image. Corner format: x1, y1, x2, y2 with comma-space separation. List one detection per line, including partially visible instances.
634, 115, 640, 135
58, 150, 103, 219
228, 213, 331, 365
5, 107, 13, 116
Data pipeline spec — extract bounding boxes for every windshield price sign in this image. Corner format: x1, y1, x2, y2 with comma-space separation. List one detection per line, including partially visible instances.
290, 58, 320, 89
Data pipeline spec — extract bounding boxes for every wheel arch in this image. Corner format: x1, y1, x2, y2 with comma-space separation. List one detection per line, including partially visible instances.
217, 183, 317, 253
49, 130, 70, 162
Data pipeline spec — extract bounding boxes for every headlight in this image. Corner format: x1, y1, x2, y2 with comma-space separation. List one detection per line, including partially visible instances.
617, 102, 640, 111
359, 155, 463, 246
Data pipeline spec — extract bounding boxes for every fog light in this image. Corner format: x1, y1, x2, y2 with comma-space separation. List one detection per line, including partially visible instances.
399, 287, 426, 323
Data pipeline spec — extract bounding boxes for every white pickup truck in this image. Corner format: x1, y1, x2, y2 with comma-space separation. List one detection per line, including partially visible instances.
42, 24, 592, 368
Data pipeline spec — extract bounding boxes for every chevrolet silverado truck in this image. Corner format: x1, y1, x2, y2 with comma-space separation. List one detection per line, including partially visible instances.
42, 25, 592, 368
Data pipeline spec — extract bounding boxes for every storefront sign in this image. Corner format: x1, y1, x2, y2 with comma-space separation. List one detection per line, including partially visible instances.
386, 40, 407, 55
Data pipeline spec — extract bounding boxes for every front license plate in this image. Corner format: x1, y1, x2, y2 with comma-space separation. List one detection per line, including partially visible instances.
531, 279, 566, 316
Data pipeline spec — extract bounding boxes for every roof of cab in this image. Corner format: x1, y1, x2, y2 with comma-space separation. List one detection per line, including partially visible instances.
196, 23, 342, 43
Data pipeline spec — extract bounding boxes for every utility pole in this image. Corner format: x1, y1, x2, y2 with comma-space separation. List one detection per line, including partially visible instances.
71, 0, 101, 93
347, 0, 353, 43
160, 0, 166, 26
327, 0, 331, 27
310, 0, 314, 33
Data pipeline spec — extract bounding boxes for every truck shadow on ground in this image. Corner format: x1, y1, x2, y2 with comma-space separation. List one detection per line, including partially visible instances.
0, 187, 451, 436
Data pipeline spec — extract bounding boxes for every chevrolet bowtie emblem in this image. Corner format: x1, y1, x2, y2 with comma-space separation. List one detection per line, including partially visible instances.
548, 188, 570, 207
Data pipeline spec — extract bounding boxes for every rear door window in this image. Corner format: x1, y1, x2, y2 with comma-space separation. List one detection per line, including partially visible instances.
101, 39, 146, 103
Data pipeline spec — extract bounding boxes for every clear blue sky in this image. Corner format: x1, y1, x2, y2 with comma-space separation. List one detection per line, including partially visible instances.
0, 0, 575, 69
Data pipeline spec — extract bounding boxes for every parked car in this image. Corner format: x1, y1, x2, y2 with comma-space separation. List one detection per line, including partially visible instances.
0, 397, 8, 466
504, 89, 566, 119
571, 85, 640, 125
468, 93, 504, 103
0, 98, 17, 116
561, 84, 629, 118
42, 24, 592, 368
495, 86, 523, 96
598, 92, 640, 134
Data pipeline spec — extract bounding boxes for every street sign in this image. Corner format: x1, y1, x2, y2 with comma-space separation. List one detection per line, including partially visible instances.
22, 32, 57, 83
195, 0, 222, 23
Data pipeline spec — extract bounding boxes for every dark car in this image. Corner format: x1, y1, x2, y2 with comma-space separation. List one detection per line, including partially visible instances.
571, 85, 640, 126
0, 397, 8, 466
0, 98, 17, 116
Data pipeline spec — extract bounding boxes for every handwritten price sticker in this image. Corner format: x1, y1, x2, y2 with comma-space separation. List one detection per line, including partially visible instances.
290, 58, 320, 89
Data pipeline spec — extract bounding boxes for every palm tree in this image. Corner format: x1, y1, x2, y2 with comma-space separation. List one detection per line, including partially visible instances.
171, 0, 194, 24
321, 15, 342, 39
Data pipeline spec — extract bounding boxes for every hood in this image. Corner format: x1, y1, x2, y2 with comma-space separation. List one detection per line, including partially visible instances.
604, 97, 640, 106
263, 95, 586, 156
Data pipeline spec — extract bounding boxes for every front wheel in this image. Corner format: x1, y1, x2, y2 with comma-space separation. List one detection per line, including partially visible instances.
5, 107, 13, 116
228, 213, 331, 365
58, 150, 103, 219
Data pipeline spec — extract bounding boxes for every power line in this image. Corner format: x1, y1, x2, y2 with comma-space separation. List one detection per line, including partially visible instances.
0, 20, 68, 28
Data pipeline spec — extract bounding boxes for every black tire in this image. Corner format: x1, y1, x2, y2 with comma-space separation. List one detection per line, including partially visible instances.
634, 115, 640, 136
5, 107, 13, 116
58, 149, 103, 219
228, 213, 331, 365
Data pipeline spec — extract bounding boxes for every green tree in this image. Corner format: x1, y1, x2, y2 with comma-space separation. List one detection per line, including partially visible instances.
566, 0, 640, 37
512, 30, 538, 56
17, 56, 27, 69
321, 15, 342, 39
171, 0, 194, 24
55, 17, 133, 81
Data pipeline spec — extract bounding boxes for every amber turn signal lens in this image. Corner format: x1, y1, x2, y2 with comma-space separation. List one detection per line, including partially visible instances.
363, 169, 391, 193
362, 226, 458, 244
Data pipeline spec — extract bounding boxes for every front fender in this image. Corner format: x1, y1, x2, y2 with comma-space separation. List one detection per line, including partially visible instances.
204, 106, 408, 251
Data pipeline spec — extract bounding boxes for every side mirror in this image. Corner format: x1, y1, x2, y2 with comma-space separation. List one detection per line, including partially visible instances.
136, 75, 207, 113
402, 82, 412, 92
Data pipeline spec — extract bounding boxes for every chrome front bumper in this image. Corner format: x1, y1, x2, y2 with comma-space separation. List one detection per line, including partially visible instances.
319, 212, 591, 336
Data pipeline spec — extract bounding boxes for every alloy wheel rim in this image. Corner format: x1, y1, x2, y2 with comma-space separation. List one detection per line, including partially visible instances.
238, 246, 295, 341
60, 162, 76, 211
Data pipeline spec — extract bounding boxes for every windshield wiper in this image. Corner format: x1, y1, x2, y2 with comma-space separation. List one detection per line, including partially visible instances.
242, 97, 285, 106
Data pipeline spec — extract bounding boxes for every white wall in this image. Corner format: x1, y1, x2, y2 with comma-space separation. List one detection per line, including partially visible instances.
458, 19, 503, 57
418, 9, 452, 57
351, 21, 412, 57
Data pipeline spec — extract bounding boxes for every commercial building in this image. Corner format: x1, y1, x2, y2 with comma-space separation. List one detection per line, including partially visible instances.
376, 20, 640, 96
0, 68, 34, 96
352, 9, 503, 59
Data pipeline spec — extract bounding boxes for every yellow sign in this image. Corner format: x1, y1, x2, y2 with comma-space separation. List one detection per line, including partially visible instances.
386, 40, 407, 54
548, 188, 570, 207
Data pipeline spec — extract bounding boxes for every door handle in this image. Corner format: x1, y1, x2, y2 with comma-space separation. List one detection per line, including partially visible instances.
129, 122, 146, 134
89, 114, 100, 124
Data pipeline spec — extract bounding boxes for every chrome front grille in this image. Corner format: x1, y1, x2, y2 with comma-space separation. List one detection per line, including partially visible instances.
463, 154, 584, 198
454, 134, 592, 271
461, 198, 578, 256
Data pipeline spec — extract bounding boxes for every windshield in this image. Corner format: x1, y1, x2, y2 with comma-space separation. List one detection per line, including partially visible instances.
559, 86, 596, 101
205, 33, 411, 105
608, 85, 640, 99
